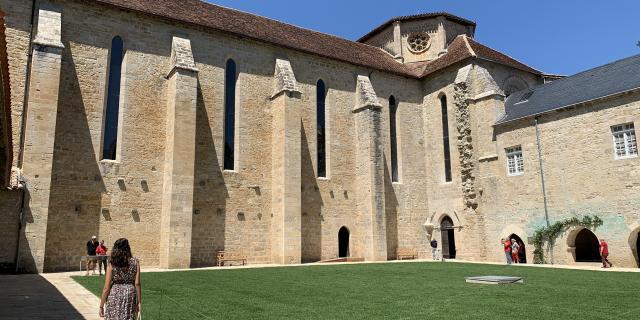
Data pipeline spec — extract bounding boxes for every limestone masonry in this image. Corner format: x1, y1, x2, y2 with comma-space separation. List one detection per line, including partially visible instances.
0, 0, 638, 273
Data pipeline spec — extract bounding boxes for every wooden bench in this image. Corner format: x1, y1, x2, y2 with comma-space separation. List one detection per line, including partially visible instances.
216, 250, 247, 266
396, 247, 417, 260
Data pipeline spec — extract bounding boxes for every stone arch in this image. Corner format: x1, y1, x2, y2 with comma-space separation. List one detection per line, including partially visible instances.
338, 226, 350, 258
628, 223, 640, 267
439, 215, 456, 259
507, 234, 527, 263
499, 224, 528, 262
502, 75, 529, 97
567, 227, 601, 262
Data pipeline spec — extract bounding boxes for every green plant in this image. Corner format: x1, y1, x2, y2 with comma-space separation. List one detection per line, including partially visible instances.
532, 215, 603, 264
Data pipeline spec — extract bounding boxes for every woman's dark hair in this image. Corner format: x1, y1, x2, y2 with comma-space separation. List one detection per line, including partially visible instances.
110, 238, 132, 268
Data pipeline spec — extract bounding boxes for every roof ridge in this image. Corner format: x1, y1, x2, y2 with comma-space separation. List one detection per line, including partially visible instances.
461, 35, 477, 57
92, 0, 413, 77
542, 53, 640, 85
357, 11, 476, 43
183, 0, 383, 49
466, 37, 541, 74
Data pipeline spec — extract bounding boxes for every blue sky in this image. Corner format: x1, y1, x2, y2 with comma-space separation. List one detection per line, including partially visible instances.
206, 0, 639, 76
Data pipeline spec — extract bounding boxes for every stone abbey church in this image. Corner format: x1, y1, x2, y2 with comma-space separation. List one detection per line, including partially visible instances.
0, 0, 639, 273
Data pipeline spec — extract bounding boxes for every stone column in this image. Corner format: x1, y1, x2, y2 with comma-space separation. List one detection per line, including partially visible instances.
17, 3, 64, 273
159, 36, 198, 269
270, 59, 302, 265
353, 75, 387, 261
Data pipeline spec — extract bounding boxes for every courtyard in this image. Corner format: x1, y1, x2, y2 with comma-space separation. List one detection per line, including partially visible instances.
72, 261, 639, 320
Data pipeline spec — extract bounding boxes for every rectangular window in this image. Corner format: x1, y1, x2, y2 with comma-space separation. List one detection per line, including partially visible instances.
612, 123, 637, 159
506, 146, 524, 176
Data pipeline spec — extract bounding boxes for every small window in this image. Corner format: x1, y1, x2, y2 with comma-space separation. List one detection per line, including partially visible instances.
102, 36, 124, 160
224, 59, 237, 170
506, 146, 524, 176
515, 91, 534, 104
612, 123, 637, 159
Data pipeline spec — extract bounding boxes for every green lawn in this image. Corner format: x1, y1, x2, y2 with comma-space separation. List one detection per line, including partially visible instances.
73, 262, 638, 320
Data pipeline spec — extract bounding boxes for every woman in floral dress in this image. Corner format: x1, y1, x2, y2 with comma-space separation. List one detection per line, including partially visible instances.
99, 238, 142, 319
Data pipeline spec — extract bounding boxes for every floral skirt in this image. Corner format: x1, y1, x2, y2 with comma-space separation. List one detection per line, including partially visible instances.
106, 283, 137, 320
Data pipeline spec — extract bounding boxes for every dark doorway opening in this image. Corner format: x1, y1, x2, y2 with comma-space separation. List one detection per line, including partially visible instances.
508, 234, 527, 263
575, 229, 601, 262
338, 227, 350, 258
440, 216, 456, 259
636, 232, 640, 268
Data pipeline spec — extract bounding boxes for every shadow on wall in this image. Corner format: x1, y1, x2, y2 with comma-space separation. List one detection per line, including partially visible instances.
0, 274, 83, 319
18, 44, 107, 273
383, 157, 398, 260
190, 81, 228, 268
301, 122, 322, 263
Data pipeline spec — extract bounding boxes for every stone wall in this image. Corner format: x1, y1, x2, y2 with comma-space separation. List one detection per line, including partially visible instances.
0, 189, 21, 271
488, 92, 640, 267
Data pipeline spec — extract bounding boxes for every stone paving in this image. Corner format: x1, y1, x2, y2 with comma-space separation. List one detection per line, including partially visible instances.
1, 259, 637, 320
0, 274, 96, 320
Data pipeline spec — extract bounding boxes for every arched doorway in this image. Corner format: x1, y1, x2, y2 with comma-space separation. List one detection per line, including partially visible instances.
575, 229, 600, 262
338, 227, 350, 258
440, 216, 456, 259
508, 234, 527, 263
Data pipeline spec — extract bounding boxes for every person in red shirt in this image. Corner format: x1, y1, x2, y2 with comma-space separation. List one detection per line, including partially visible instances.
96, 240, 108, 275
502, 238, 512, 264
599, 239, 612, 268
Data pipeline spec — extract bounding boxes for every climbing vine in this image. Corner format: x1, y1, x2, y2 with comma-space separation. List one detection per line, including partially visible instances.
532, 215, 603, 264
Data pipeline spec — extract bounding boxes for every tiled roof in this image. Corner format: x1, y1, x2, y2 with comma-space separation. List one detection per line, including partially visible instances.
358, 12, 476, 43
418, 35, 541, 77
497, 54, 640, 125
93, 0, 416, 77
91, 1, 539, 80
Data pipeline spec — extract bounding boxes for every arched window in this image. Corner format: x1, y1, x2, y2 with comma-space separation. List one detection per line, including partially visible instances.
102, 36, 124, 160
224, 59, 237, 170
389, 96, 399, 182
316, 79, 326, 178
440, 95, 452, 182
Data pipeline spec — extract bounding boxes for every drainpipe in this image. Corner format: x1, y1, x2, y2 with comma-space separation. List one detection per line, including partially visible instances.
534, 117, 553, 264
17, 0, 38, 168
14, 0, 38, 273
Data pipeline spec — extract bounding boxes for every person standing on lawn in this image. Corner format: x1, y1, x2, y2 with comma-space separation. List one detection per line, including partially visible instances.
96, 240, 108, 276
502, 238, 512, 264
100, 238, 142, 319
86, 235, 99, 276
600, 238, 613, 268
430, 238, 438, 260
511, 238, 520, 264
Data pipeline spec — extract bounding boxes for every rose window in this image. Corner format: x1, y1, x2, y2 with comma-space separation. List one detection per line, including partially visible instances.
407, 32, 431, 53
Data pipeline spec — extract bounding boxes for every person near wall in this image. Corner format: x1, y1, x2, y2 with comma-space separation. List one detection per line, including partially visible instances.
600, 239, 613, 268
86, 236, 99, 276
96, 240, 108, 276
430, 239, 438, 260
99, 238, 142, 319
511, 238, 520, 264
502, 238, 512, 264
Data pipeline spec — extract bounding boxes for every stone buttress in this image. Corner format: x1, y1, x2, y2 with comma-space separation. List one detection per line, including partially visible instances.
17, 2, 64, 273
159, 36, 198, 268
353, 75, 387, 261
270, 59, 302, 264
